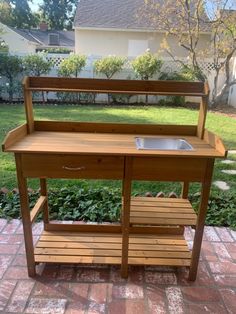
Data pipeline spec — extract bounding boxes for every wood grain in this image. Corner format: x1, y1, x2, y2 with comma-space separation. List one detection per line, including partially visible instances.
27, 77, 205, 96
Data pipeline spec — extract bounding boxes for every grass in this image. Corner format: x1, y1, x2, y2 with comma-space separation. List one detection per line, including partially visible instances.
1, 103, 236, 197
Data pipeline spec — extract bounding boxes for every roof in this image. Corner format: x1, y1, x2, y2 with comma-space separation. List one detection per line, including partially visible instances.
74, 0, 152, 30
9, 27, 75, 47
74, 0, 210, 32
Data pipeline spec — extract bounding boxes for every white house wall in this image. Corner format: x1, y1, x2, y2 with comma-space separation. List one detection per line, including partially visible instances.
0, 26, 37, 54
75, 28, 210, 58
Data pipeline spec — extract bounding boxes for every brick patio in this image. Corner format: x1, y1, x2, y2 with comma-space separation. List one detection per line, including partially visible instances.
0, 219, 235, 314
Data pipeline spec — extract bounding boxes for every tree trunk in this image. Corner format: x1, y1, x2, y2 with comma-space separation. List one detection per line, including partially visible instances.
9, 77, 13, 103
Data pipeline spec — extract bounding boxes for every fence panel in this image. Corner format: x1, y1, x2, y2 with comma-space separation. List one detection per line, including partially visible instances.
0, 53, 230, 104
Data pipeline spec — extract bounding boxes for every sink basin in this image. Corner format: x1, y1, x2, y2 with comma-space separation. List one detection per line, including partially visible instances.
135, 137, 193, 151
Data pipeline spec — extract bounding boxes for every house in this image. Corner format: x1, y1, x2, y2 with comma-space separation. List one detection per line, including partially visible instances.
0, 22, 75, 54
74, 0, 211, 57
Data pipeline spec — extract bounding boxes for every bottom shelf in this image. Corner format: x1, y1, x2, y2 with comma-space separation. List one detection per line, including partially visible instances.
35, 231, 191, 267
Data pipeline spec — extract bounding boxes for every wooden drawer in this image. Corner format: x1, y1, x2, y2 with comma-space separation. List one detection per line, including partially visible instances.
132, 157, 208, 182
21, 154, 124, 179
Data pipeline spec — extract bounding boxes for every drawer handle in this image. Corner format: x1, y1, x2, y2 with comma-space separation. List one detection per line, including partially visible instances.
62, 166, 86, 171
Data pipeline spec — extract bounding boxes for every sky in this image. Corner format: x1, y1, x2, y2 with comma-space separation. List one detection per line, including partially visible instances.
30, 0, 236, 13
30, 0, 42, 12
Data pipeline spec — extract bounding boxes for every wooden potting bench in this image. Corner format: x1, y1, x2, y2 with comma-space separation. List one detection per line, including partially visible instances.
2, 77, 227, 280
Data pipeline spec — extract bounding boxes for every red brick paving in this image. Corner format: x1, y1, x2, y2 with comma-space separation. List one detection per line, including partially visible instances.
0, 222, 235, 313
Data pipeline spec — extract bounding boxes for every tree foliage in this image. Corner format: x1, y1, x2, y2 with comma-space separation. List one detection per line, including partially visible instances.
94, 56, 126, 79
58, 54, 87, 103
0, 0, 14, 26
142, 0, 236, 105
58, 54, 87, 78
40, 0, 77, 30
131, 50, 162, 80
0, 55, 23, 101
0, 0, 36, 28
23, 53, 52, 76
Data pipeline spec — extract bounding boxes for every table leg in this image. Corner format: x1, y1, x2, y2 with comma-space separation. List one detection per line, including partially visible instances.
15, 154, 36, 277
40, 179, 49, 225
189, 159, 214, 281
121, 157, 132, 278
181, 181, 189, 199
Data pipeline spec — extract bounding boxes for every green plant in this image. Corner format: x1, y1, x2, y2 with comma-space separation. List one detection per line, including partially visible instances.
23, 53, 52, 102
37, 48, 72, 54
132, 51, 162, 80
58, 54, 87, 102
0, 54, 23, 102
190, 192, 236, 229
159, 70, 187, 106
0, 187, 122, 223
94, 56, 126, 104
131, 50, 162, 104
23, 53, 52, 77
94, 56, 126, 79
58, 54, 87, 78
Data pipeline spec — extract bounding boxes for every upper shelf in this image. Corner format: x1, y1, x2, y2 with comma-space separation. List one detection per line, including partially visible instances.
24, 77, 209, 97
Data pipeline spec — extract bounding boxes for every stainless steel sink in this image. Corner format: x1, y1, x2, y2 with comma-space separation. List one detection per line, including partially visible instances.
135, 137, 193, 150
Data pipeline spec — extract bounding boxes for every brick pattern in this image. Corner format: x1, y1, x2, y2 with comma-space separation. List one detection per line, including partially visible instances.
0, 222, 235, 313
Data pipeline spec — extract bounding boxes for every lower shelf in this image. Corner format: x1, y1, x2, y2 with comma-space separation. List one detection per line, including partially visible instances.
130, 197, 197, 226
34, 231, 191, 267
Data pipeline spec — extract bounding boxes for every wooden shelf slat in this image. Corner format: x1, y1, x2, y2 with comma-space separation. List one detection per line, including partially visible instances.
35, 231, 191, 267
130, 197, 197, 226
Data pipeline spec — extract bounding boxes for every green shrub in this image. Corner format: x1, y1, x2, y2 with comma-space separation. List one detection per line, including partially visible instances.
94, 56, 126, 104
1, 187, 235, 229
131, 50, 162, 104
94, 56, 126, 79
0, 55, 23, 101
58, 54, 87, 103
0, 187, 121, 223
23, 53, 52, 77
58, 54, 87, 78
37, 47, 72, 54
131, 50, 162, 80
190, 192, 236, 229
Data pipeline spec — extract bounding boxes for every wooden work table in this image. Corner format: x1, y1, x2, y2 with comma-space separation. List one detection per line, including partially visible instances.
2, 77, 227, 281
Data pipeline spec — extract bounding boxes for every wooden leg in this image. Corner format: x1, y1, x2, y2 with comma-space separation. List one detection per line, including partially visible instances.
15, 154, 36, 277
189, 159, 214, 281
40, 179, 49, 225
121, 157, 132, 278
181, 181, 189, 199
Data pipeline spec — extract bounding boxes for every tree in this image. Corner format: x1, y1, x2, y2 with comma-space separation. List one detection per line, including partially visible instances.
40, 0, 77, 30
10, 0, 35, 28
23, 53, 52, 102
58, 54, 87, 102
94, 56, 126, 104
0, 0, 14, 26
0, 55, 23, 101
58, 54, 87, 77
131, 50, 162, 104
142, 0, 236, 106
0, 0, 36, 28
94, 56, 126, 79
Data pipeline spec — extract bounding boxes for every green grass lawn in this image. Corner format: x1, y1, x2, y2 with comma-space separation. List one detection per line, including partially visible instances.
1, 103, 236, 197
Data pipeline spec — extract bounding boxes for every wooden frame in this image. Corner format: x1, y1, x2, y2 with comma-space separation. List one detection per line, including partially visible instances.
3, 77, 227, 281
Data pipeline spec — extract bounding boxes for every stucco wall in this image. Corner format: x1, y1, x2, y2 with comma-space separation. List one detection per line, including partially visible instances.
0, 25, 37, 54
75, 28, 210, 58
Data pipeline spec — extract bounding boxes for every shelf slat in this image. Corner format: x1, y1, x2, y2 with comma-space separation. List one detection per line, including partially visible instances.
35, 231, 191, 267
130, 197, 197, 226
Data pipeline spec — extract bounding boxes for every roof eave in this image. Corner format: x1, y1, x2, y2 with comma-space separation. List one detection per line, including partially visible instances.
74, 26, 211, 34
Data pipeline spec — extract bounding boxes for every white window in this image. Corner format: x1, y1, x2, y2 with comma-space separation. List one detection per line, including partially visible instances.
128, 40, 148, 57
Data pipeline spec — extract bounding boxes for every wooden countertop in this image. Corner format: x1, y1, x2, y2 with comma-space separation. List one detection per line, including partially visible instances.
3, 130, 225, 158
